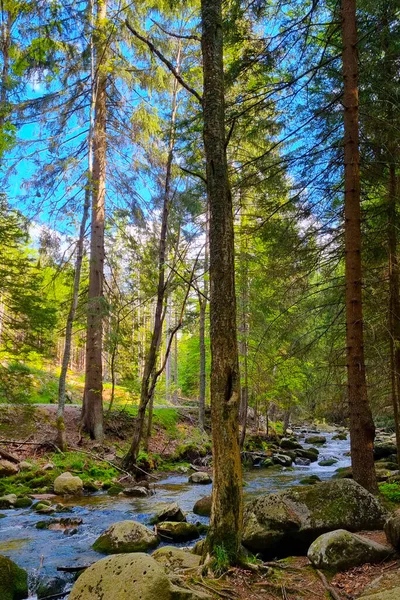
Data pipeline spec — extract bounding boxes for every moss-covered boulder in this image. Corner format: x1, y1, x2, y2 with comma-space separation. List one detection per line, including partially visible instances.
308, 529, 393, 571
36, 576, 66, 599
280, 438, 302, 450
152, 546, 201, 571
150, 502, 186, 524
384, 509, 400, 549
305, 435, 326, 445
272, 454, 292, 467
188, 472, 212, 484
53, 472, 83, 495
0, 555, 28, 600
318, 459, 338, 467
0, 494, 17, 508
299, 475, 321, 485
69, 553, 209, 600
374, 443, 397, 460
193, 496, 211, 517
14, 498, 33, 508
157, 521, 200, 542
295, 448, 319, 462
0, 460, 19, 477
242, 479, 387, 557
332, 433, 347, 441
93, 520, 159, 554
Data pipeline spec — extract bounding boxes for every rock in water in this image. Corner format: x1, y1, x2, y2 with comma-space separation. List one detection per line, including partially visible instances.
0, 555, 28, 600
272, 454, 292, 467
0, 494, 17, 508
157, 521, 200, 542
305, 435, 326, 445
193, 495, 212, 516
69, 553, 210, 600
151, 502, 186, 524
188, 472, 212, 484
280, 438, 302, 450
93, 520, 159, 554
307, 529, 393, 571
242, 479, 387, 557
54, 472, 83, 495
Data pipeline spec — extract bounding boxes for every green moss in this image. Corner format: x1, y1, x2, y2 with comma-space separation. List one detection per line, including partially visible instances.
379, 481, 400, 503
0, 555, 28, 600
14, 497, 32, 508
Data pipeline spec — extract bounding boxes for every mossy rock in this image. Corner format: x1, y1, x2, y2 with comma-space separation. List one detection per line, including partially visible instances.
308, 529, 394, 571
332, 433, 347, 441
193, 495, 211, 517
318, 459, 338, 467
295, 448, 319, 462
157, 521, 200, 542
150, 502, 186, 524
69, 553, 210, 600
0, 554, 28, 600
242, 479, 388, 558
93, 520, 159, 554
305, 436, 326, 445
152, 546, 201, 570
300, 475, 321, 485
332, 466, 353, 479
14, 498, 33, 508
107, 485, 123, 496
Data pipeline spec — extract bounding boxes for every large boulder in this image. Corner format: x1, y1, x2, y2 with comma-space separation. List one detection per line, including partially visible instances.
307, 529, 393, 572
305, 435, 326, 445
69, 553, 209, 600
157, 521, 200, 542
272, 454, 292, 467
374, 443, 397, 460
0, 494, 17, 509
280, 438, 302, 450
54, 472, 83, 495
242, 479, 387, 557
0, 460, 18, 477
295, 448, 319, 462
384, 509, 400, 549
193, 496, 211, 517
93, 520, 159, 554
189, 472, 212, 484
0, 555, 28, 600
152, 546, 201, 571
151, 502, 186, 524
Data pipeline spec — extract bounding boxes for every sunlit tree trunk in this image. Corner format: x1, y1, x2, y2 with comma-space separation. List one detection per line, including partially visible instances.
123, 46, 181, 469
201, 0, 243, 563
341, 0, 377, 492
82, 0, 107, 441
199, 210, 209, 429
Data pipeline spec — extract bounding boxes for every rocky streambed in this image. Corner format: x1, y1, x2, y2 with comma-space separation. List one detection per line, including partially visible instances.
0, 428, 356, 599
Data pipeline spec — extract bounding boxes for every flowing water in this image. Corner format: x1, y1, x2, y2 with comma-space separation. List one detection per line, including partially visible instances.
0, 429, 350, 598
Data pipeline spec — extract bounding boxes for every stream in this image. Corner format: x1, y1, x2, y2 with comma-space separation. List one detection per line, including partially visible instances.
0, 429, 350, 598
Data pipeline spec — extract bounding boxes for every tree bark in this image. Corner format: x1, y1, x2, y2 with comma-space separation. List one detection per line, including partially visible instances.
239, 209, 249, 449
387, 166, 400, 465
57, 0, 95, 449
341, 0, 377, 492
201, 0, 243, 562
82, 0, 108, 441
123, 45, 181, 469
199, 209, 209, 430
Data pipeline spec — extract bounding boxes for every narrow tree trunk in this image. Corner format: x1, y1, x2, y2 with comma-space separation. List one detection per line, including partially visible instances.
341, 0, 377, 492
173, 314, 178, 403
57, 0, 95, 449
387, 166, 400, 465
123, 47, 181, 469
199, 210, 209, 430
239, 210, 249, 450
201, 0, 243, 563
82, 0, 107, 441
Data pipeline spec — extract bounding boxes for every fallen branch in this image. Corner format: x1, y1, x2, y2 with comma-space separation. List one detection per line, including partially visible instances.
316, 570, 343, 600
0, 447, 20, 464
57, 564, 91, 573
0, 440, 64, 455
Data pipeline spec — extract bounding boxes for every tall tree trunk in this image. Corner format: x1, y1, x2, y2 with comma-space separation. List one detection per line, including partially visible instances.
201, 0, 243, 563
239, 210, 249, 450
341, 0, 377, 492
387, 166, 400, 465
57, 0, 95, 450
199, 210, 209, 430
82, 0, 107, 441
123, 46, 181, 469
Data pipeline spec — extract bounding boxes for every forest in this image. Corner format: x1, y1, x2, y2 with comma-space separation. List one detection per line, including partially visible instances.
0, 0, 399, 598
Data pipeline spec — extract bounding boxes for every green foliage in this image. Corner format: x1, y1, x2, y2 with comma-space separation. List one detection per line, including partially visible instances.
210, 545, 230, 576
379, 482, 400, 504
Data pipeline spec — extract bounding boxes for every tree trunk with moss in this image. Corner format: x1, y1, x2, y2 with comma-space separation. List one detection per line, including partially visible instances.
82, 0, 107, 441
341, 0, 377, 493
201, 0, 243, 563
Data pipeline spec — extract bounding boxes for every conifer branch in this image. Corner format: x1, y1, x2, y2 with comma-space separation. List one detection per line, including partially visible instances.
125, 20, 203, 105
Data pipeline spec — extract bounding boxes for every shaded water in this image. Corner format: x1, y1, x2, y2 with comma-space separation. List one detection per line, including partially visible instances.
0, 429, 349, 598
